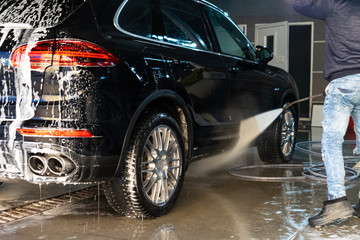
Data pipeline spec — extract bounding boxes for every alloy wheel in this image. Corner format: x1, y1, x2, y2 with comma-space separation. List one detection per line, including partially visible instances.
280, 108, 296, 158
141, 125, 182, 207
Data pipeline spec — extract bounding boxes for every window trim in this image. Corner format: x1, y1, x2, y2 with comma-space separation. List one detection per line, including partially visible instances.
113, 0, 258, 64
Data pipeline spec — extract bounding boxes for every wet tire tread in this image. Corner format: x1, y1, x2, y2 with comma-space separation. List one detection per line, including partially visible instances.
103, 110, 184, 218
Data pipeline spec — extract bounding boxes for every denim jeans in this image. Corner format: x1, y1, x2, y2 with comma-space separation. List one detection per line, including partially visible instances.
322, 74, 360, 200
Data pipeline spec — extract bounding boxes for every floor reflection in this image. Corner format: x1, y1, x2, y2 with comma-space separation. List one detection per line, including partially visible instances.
0, 127, 360, 239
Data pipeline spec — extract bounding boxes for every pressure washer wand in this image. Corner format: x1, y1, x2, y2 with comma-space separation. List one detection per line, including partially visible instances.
283, 92, 326, 111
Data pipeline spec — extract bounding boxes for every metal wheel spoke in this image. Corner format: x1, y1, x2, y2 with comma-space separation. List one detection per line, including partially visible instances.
285, 112, 291, 123
169, 162, 180, 168
283, 140, 289, 149
167, 141, 177, 157
159, 129, 166, 151
167, 171, 178, 183
154, 179, 162, 203
169, 158, 180, 163
144, 140, 158, 161
145, 174, 157, 194
285, 142, 292, 153
143, 171, 155, 185
168, 178, 176, 189
163, 129, 171, 150
153, 130, 162, 151
149, 180, 159, 203
281, 137, 291, 147
161, 176, 169, 202
149, 182, 157, 202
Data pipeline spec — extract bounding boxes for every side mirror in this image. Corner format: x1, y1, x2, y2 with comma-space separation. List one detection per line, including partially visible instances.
255, 45, 273, 64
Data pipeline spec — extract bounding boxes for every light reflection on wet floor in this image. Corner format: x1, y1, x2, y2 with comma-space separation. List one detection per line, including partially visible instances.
1, 129, 360, 239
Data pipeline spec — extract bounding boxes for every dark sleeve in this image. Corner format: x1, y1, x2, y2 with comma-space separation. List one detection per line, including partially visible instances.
292, 0, 330, 20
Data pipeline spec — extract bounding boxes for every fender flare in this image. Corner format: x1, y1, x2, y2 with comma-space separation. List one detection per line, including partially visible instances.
113, 89, 194, 176
280, 88, 300, 118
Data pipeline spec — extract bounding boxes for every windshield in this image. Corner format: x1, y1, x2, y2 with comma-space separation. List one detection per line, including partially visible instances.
0, 0, 85, 28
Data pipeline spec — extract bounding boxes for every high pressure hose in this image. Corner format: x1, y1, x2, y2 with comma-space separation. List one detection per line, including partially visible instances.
228, 141, 360, 182
302, 164, 358, 182
296, 140, 359, 182
228, 163, 359, 182
283, 92, 325, 111
228, 164, 307, 182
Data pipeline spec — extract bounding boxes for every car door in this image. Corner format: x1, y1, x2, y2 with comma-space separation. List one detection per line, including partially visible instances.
203, 6, 279, 123
156, 0, 231, 151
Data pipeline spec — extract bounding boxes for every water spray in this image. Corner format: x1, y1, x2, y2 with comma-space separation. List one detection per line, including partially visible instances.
188, 92, 328, 177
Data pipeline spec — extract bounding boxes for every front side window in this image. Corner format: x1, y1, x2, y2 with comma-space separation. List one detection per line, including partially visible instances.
160, 0, 211, 50
204, 6, 256, 60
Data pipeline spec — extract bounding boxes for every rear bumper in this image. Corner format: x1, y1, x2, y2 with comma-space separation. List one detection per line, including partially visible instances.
0, 139, 118, 184
0, 54, 135, 184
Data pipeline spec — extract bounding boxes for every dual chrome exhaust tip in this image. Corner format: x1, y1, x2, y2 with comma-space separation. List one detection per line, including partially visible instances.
29, 155, 75, 177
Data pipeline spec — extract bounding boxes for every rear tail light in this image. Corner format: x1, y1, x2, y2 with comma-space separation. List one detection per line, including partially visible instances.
17, 128, 94, 138
11, 41, 53, 71
11, 40, 119, 71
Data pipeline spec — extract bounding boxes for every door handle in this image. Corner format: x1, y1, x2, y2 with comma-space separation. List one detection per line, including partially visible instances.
228, 67, 240, 73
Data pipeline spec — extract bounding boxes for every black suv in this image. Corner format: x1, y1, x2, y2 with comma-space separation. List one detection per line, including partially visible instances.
0, 0, 299, 218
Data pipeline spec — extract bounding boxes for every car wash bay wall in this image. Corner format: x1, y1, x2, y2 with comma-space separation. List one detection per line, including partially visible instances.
209, 0, 327, 121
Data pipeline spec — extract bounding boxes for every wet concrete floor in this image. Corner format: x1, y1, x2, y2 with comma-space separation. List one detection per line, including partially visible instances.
1, 128, 360, 240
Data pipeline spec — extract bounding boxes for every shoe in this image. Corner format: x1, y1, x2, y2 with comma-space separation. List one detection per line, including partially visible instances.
309, 196, 354, 227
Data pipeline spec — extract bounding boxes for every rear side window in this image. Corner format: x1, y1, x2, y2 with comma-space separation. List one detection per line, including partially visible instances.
160, 0, 211, 50
117, 0, 211, 50
118, 0, 152, 38
204, 6, 256, 60
0, 0, 84, 28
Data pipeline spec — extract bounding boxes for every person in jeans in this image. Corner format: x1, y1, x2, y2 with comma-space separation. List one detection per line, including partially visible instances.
293, 0, 360, 227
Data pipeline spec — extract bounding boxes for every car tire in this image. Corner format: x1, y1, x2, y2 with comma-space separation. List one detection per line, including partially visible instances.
257, 103, 297, 164
103, 110, 185, 218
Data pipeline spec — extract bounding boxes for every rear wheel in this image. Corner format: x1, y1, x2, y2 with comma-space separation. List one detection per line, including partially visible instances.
103, 111, 185, 218
257, 103, 297, 163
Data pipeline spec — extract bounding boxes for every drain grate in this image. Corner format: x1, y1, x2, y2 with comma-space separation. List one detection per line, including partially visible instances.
0, 186, 98, 225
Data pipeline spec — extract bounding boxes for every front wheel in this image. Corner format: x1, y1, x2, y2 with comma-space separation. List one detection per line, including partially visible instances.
257, 103, 297, 163
103, 111, 185, 218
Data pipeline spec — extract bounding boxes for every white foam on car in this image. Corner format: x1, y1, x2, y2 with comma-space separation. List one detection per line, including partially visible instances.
7, 29, 47, 147
0, 23, 32, 29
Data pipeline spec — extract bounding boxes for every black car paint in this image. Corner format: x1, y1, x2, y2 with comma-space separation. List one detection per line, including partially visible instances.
0, 0, 299, 184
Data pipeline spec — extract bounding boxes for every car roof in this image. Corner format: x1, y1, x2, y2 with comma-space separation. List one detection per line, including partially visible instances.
195, 0, 224, 13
